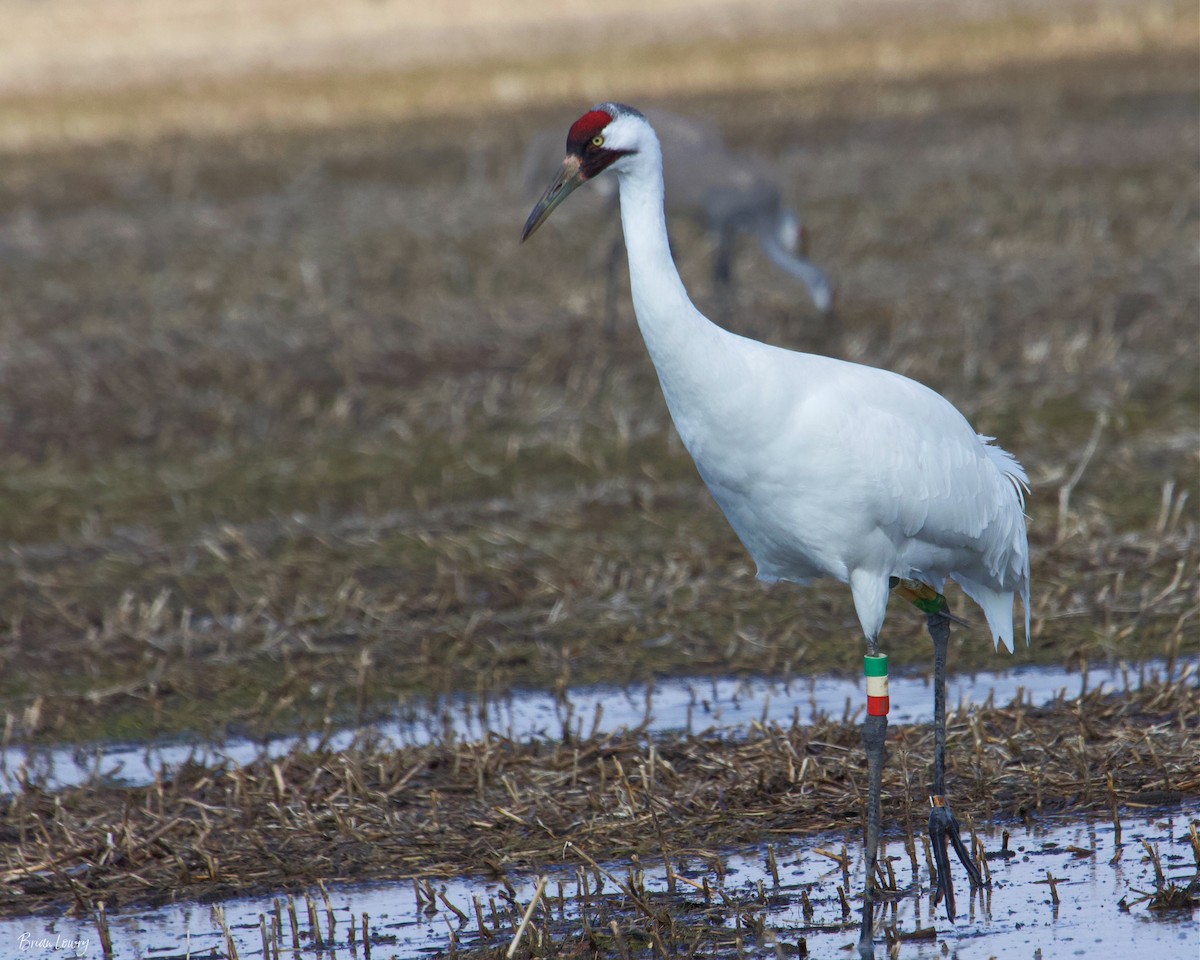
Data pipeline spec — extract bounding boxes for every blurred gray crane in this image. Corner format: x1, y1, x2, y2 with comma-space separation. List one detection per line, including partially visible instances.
520, 108, 834, 319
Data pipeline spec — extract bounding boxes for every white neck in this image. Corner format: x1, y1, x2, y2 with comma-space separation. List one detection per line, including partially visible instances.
613, 135, 734, 432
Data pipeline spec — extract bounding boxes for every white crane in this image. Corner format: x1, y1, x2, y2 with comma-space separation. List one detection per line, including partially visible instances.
522, 103, 1031, 958
521, 108, 835, 319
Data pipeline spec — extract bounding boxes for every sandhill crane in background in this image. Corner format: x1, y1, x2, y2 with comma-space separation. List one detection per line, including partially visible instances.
522, 103, 1030, 958
521, 107, 834, 321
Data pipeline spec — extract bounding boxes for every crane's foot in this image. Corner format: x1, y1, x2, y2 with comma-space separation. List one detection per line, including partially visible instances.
928, 795, 984, 921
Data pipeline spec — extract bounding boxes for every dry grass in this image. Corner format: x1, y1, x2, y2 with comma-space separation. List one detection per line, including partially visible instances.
2, 669, 1195, 918
0, 4, 1195, 944
0, 1, 1192, 148
0, 41, 1194, 749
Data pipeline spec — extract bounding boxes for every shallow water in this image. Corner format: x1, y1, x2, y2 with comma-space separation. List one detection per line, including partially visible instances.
1, 660, 1195, 958
1, 659, 1177, 792
1, 805, 1195, 959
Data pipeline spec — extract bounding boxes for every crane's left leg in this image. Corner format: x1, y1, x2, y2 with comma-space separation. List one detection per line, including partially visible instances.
603, 226, 626, 337
927, 610, 984, 920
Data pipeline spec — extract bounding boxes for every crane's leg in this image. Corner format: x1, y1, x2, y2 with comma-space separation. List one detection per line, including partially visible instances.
858, 645, 889, 959
927, 610, 984, 920
710, 225, 739, 325
712, 225, 736, 288
603, 229, 625, 337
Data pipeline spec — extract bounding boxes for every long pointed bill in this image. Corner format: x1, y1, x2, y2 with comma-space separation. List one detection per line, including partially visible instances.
521, 157, 585, 242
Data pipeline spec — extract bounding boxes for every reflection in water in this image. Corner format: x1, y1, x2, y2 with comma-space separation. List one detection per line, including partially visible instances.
2, 659, 1175, 792
0, 805, 1195, 958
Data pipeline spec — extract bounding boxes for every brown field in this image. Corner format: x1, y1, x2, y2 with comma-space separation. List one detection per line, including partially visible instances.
0, 0, 1196, 939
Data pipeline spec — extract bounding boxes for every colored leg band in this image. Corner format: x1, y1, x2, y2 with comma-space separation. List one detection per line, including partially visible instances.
912, 593, 948, 616
895, 579, 949, 616
865, 653, 889, 716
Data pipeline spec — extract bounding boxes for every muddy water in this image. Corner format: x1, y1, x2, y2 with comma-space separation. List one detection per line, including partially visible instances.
1, 660, 1172, 792
1, 805, 1195, 959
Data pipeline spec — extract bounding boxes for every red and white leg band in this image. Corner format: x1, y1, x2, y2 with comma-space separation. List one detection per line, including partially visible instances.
865, 654, 890, 716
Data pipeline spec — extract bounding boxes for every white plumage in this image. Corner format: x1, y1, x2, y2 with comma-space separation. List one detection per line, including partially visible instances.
531, 105, 1029, 651
523, 102, 1031, 952
653, 327, 1029, 647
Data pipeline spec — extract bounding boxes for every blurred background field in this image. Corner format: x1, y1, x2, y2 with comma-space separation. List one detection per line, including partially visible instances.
1, 0, 1194, 748
0, 2, 1197, 941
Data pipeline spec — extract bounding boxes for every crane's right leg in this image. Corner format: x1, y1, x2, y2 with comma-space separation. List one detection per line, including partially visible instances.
849, 573, 891, 959
858, 647, 889, 959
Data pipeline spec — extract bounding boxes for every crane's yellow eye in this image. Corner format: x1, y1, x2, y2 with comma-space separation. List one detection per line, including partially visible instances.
591, 135, 605, 147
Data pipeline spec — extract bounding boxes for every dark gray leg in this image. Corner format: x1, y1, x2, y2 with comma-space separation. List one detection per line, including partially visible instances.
603, 232, 624, 338
710, 226, 738, 325
712, 226, 736, 288
858, 711, 888, 958
927, 611, 983, 920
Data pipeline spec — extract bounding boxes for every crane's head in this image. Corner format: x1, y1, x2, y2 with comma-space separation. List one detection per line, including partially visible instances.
521, 102, 644, 242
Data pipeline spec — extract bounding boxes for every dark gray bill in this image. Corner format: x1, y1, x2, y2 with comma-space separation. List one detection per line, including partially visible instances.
521, 158, 585, 242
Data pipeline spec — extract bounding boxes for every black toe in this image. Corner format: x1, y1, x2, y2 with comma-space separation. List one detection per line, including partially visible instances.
928, 802, 983, 921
